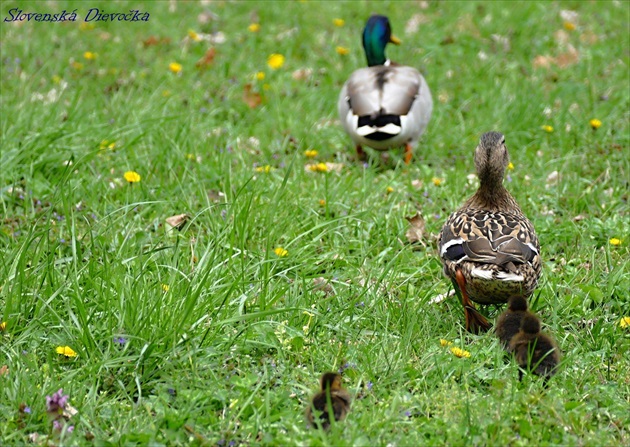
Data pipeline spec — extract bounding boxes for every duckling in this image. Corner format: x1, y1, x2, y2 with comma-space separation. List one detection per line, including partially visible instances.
306, 372, 351, 430
509, 314, 560, 382
338, 15, 433, 164
438, 132, 541, 333
495, 295, 532, 349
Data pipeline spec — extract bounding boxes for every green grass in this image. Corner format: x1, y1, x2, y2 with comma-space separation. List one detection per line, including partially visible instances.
1, 0, 629, 445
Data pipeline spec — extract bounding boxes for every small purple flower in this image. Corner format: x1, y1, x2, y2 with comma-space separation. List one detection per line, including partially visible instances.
366, 381, 373, 391
46, 389, 69, 416
53, 419, 63, 431
59, 239, 66, 244
228, 441, 236, 447
362, 162, 369, 168
67, 425, 75, 433
113, 337, 127, 345
167, 388, 177, 397
507, 174, 512, 182
24, 406, 32, 414
404, 410, 412, 418
199, 107, 208, 113
218, 439, 226, 446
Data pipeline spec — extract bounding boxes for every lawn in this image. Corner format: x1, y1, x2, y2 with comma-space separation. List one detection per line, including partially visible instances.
1, 0, 629, 445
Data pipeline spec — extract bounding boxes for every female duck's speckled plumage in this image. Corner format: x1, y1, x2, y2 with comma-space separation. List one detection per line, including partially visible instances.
338, 15, 432, 164
438, 132, 541, 333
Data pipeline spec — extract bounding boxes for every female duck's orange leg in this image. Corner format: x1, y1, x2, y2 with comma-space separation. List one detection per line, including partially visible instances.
404, 143, 413, 165
455, 269, 492, 334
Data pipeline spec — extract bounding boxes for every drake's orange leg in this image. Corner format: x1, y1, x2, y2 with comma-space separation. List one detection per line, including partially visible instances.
404, 143, 413, 165
455, 269, 492, 334
356, 145, 367, 161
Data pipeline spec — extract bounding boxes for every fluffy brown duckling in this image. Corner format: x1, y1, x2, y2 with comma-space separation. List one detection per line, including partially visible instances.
496, 295, 533, 349
306, 372, 351, 430
509, 314, 560, 382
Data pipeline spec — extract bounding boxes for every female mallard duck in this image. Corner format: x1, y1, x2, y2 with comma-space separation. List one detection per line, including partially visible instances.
496, 295, 534, 349
509, 314, 560, 382
438, 132, 541, 333
338, 15, 433, 164
306, 372, 351, 430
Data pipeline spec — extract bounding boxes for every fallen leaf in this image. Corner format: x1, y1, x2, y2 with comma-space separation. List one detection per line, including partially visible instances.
556, 44, 579, 68
242, 84, 262, 109
196, 48, 216, 68
292, 68, 313, 81
0, 365, 8, 376
165, 214, 189, 231
312, 277, 334, 295
405, 212, 427, 246
532, 54, 554, 69
560, 9, 579, 24
553, 29, 570, 46
143, 36, 171, 47
63, 404, 78, 418
545, 170, 560, 188
573, 214, 586, 222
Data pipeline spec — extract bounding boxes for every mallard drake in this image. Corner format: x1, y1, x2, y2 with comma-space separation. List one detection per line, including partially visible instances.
509, 314, 560, 382
338, 15, 433, 164
306, 372, 351, 430
496, 295, 533, 349
438, 132, 541, 333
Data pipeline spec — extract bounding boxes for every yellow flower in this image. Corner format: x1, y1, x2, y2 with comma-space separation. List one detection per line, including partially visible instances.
255, 71, 265, 81
188, 30, 202, 42
450, 347, 471, 358
72, 61, 84, 71
100, 140, 116, 151
609, 238, 621, 246
318, 199, 326, 207
309, 162, 329, 173
52, 75, 62, 84
56, 346, 77, 358
0, 322, 6, 331
124, 171, 141, 183
336, 46, 350, 56
589, 118, 602, 130
267, 53, 285, 70
432, 177, 443, 186
386, 186, 395, 194
161, 284, 170, 292
255, 165, 273, 173
542, 125, 554, 133
563, 21, 576, 31
162, 90, 171, 97
619, 317, 630, 328
439, 339, 453, 347
333, 18, 345, 27
79, 22, 95, 31
169, 62, 183, 74
304, 149, 318, 158
274, 247, 288, 257
83, 51, 97, 60
248, 23, 261, 33
507, 162, 515, 171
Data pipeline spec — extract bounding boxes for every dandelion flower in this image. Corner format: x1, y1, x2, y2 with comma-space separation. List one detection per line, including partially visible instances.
318, 199, 326, 207
304, 149, 318, 158
99, 140, 116, 151
619, 317, 630, 328
432, 177, 443, 186
589, 118, 602, 130
563, 22, 576, 31
274, 247, 288, 257
188, 30, 202, 42
439, 339, 453, 347
333, 18, 345, 27
609, 238, 621, 246
450, 347, 471, 358
161, 284, 170, 292
386, 186, 395, 194
336, 46, 350, 56
248, 23, 261, 33
542, 125, 554, 133
169, 62, 183, 74
309, 162, 329, 173
55, 346, 77, 358
83, 51, 97, 60
267, 53, 285, 70
0, 321, 6, 331
255, 71, 265, 81
124, 171, 141, 183
255, 165, 273, 173
507, 162, 515, 171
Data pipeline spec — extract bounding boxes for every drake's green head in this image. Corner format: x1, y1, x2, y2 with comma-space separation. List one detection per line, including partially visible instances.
362, 15, 401, 67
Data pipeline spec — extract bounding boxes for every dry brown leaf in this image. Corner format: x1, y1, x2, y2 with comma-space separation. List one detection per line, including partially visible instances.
143, 36, 170, 48
242, 84, 262, 109
532, 54, 554, 69
312, 277, 334, 295
556, 44, 579, 68
165, 213, 189, 231
405, 212, 427, 246
292, 68, 313, 81
196, 48, 216, 68
0, 365, 8, 376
